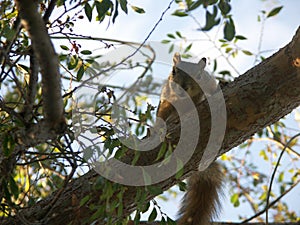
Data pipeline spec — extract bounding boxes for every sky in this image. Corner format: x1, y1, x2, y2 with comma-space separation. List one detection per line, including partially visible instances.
54, 0, 300, 222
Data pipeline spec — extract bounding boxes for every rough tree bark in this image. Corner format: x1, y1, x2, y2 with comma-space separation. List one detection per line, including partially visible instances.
15, 0, 65, 127
2, 25, 299, 224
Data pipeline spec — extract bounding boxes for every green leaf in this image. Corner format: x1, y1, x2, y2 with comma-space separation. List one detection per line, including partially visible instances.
141, 201, 151, 213
242, 50, 253, 56
83, 146, 94, 161
267, 6, 283, 18
90, 207, 105, 221
135, 189, 148, 210
80, 195, 91, 206
132, 151, 141, 166
118, 0, 128, 13
185, 0, 194, 9
134, 211, 141, 224
235, 35, 247, 40
259, 191, 267, 201
148, 207, 157, 222
85, 58, 95, 64
230, 193, 240, 207
2, 135, 15, 156
142, 169, 152, 185
155, 142, 167, 161
188, 0, 204, 12
2, 25, 16, 41
60, 45, 69, 51
80, 50, 92, 55
147, 185, 163, 196
175, 158, 184, 179
207, 0, 218, 5
68, 55, 78, 70
260, 55, 266, 61
117, 199, 123, 217
168, 43, 174, 53
218, 0, 231, 15
114, 147, 125, 159
161, 39, 171, 44
178, 181, 187, 191
175, 31, 182, 38
213, 59, 217, 71
184, 43, 192, 53
278, 171, 284, 182
131, 5, 145, 14
224, 18, 235, 41
167, 33, 176, 39
59, 54, 68, 61
202, 6, 220, 31
77, 65, 85, 81
218, 70, 231, 76
95, 0, 112, 22
161, 217, 166, 225
280, 184, 286, 194
56, 0, 66, 7
112, 1, 119, 23
172, 10, 188, 17
259, 149, 268, 161
167, 217, 176, 225
225, 47, 232, 53
181, 53, 192, 59
84, 3, 93, 22
9, 176, 19, 199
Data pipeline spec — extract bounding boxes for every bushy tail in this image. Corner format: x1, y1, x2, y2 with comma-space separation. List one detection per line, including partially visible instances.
178, 162, 223, 225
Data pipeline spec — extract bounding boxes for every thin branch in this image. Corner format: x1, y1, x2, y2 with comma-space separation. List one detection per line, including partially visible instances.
252, 137, 300, 158
43, 0, 58, 22
23, 48, 39, 123
42, 135, 78, 224
75, 0, 176, 89
241, 178, 300, 224
188, 13, 241, 76
254, 12, 266, 65
0, 15, 22, 73
265, 133, 300, 224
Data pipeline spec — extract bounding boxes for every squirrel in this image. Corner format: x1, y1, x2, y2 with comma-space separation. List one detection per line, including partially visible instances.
156, 53, 224, 225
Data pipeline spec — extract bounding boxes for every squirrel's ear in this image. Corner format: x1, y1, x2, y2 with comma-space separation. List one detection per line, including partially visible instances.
198, 57, 207, 69
173, 52, 181, 65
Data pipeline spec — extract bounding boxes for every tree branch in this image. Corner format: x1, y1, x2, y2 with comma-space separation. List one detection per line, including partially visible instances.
23, 49, 39, 123
2, 27, 300, 224
15, 0, 65, 128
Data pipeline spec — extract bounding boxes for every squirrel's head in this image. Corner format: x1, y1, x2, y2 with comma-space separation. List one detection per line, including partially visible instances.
172, 52, 207, 78
169, 53, 208, 98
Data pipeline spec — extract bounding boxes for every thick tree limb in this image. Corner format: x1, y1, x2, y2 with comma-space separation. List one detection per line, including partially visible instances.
2, 27, 300, 224
15, 0, 65, 127
138, 222, 299, 225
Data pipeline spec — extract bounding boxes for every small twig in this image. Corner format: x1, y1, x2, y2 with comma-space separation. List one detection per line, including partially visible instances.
23, 48, 39, 123
43, 0, 58, 22
74, 0, 175, 89
240, 178, 300, 224
42, 134, 77, 223
188, 13, 241, 76
254, 12, 266, 65
265, 132, 300, 224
